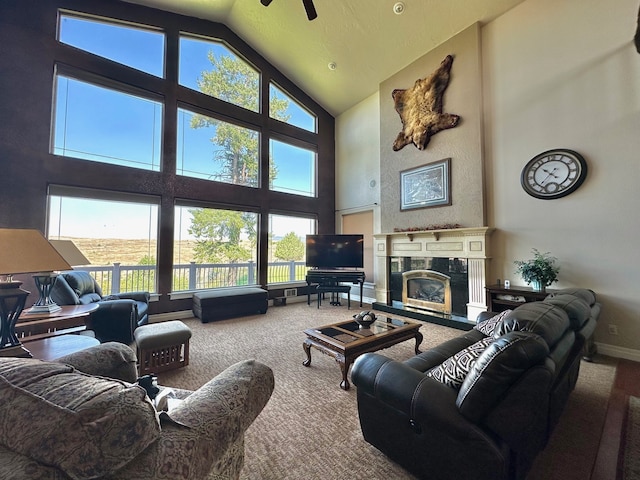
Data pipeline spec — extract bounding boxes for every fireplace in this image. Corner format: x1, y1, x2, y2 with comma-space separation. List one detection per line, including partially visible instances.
402, 270, 451, 314
373, 227, 493, 327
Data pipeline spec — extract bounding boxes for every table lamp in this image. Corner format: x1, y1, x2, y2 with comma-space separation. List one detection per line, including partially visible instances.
49, 239, 91, 267
0, 229, 72, 337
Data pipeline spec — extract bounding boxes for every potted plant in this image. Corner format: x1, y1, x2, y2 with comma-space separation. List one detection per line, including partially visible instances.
514, 248, 560, 292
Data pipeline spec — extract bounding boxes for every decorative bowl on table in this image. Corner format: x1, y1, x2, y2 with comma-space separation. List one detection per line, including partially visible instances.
353, 310, 377, 328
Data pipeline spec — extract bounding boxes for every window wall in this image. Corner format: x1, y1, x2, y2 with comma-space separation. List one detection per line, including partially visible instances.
47, 186, 159, 294
268, 214, 315, 283
173, 205, 259, 290
3, 0, 336, 312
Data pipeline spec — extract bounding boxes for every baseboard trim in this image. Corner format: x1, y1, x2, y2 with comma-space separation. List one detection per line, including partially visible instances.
596, 342, 640, 362
149, 311, 194, 323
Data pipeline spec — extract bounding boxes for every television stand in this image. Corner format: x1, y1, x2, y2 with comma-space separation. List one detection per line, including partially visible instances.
306, 270, 365, 307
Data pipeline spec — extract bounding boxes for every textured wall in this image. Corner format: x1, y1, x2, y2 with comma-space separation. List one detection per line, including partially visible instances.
379, 23, 485, 233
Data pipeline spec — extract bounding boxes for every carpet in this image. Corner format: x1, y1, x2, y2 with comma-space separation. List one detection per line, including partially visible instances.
157, 301, 616, 480
623, 396, 640, 479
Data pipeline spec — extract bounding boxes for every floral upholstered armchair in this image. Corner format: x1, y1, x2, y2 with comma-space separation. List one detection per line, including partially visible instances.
0, 342, 274, 480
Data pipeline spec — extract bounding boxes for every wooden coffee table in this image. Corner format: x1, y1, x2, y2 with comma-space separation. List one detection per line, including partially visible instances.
303, 315, 423, 390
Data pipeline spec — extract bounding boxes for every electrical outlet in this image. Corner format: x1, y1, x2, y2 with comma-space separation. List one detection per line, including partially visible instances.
608, 324, 619, 336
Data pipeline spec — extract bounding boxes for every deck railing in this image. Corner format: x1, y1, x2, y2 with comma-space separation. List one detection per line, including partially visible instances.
80, 261, 307, 294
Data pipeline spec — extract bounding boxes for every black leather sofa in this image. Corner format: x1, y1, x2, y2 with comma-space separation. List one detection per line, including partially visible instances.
351, 288, 599, 480
50, 270, 150, 344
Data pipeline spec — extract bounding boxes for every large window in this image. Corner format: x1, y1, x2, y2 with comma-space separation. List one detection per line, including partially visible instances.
268, 214, 315, 283
47, 187, 159, 294
269, 139, 316, 197
43, 7, 329, 304
173, 205, 259, 291
58, 13, 165, 77
176, 107, 260, 186
270, 83, 316, 132
52, 74, 163, 171
179, 36, 259, 113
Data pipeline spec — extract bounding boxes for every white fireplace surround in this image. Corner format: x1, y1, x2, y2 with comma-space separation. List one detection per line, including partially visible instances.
373, 227, 494, 321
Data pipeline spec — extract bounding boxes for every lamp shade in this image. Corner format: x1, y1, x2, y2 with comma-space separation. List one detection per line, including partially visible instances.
49, 239, 91, 267
0, 229, 72, 276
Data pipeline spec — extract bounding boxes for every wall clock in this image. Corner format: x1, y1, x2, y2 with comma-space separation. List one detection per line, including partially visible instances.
520, 149, 587, 199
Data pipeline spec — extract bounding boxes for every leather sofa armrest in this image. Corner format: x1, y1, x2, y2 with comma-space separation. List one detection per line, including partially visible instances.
352, 353, 460, 423
55, 342, 139, 383
112, 291, 150, 303
88, 300, 137, 344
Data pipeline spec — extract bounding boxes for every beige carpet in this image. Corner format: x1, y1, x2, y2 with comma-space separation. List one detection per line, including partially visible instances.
158, 301, 617, 480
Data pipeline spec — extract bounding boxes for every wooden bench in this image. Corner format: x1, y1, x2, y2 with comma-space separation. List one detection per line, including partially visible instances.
316, 284, 351, 309
192, 287, 268, 323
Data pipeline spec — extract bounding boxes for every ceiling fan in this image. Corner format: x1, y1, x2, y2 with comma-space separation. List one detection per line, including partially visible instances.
260, 0, 318, 21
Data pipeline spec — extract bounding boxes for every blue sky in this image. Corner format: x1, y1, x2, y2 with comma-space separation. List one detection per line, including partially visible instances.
51, 14, 317, 240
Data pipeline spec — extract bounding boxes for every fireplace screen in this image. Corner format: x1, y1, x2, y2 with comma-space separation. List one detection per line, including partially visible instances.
402, 270, 452, 314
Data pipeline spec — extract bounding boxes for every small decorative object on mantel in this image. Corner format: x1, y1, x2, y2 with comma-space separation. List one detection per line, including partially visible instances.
393, 223, 462, 233
392, 55, 461, 151
514, 249, 560, 292
353, 310, 377, 329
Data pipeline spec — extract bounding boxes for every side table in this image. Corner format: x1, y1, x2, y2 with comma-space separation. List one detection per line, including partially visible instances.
25, 334, 100, 361
485, 284, 555, 312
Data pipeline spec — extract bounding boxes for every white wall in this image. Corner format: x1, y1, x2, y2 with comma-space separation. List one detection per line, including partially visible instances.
335, 0, 640, 359
335, 91, 381, 216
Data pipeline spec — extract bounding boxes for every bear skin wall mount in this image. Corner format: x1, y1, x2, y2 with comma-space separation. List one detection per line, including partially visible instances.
392, 55, 461, 151
635, 3, 640, 53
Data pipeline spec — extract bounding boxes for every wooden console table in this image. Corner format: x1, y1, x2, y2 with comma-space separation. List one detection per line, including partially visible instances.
485, 284, 555, 312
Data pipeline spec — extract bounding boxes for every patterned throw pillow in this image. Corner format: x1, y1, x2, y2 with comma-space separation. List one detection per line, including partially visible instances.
427, 337, 496, 389
474, 309, 512, 336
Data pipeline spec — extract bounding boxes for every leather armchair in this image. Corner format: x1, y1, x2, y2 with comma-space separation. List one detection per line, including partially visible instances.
51, 270, 150, 344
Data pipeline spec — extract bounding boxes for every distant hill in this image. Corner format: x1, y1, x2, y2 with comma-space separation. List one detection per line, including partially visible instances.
61, 237, 197, 266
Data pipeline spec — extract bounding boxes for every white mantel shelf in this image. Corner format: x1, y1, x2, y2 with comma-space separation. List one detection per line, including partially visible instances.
373, 227, 495, 321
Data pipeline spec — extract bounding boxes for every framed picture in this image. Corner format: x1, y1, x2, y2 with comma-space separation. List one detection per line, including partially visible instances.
400, 158, 451, 210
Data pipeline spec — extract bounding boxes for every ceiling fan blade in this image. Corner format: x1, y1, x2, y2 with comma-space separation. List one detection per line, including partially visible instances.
261, 0, 273, 6
302, 0, 317, 20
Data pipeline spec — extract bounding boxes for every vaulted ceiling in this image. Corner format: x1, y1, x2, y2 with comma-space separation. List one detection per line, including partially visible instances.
125, 0, 526, 116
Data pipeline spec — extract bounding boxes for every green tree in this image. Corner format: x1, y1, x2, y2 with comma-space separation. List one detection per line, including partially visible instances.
274, 232, 304, 261
189, 208, 256, 285
187, 50, 291, 286
191, 50, 290, 186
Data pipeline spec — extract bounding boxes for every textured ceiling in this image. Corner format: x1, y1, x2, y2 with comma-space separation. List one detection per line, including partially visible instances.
124, 0, 526, 116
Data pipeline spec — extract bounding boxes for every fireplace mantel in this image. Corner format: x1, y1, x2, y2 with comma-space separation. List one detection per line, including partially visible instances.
373, 227, 494, 321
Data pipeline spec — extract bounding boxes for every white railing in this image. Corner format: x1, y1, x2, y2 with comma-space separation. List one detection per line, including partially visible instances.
80, 261, 307, 294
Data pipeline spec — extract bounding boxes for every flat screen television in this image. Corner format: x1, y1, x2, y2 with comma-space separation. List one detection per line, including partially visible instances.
305, 234, 364, 269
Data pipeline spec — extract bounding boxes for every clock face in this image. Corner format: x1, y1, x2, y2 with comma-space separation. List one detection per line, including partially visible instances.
520, 149, 587, 199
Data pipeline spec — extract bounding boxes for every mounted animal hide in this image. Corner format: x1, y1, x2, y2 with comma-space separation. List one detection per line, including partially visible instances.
635, 3, 640, 53
392, 55, 461, 151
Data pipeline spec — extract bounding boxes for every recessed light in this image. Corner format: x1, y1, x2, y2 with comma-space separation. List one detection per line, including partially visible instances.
328, 62, 337, 71
393, 2, 405, 15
